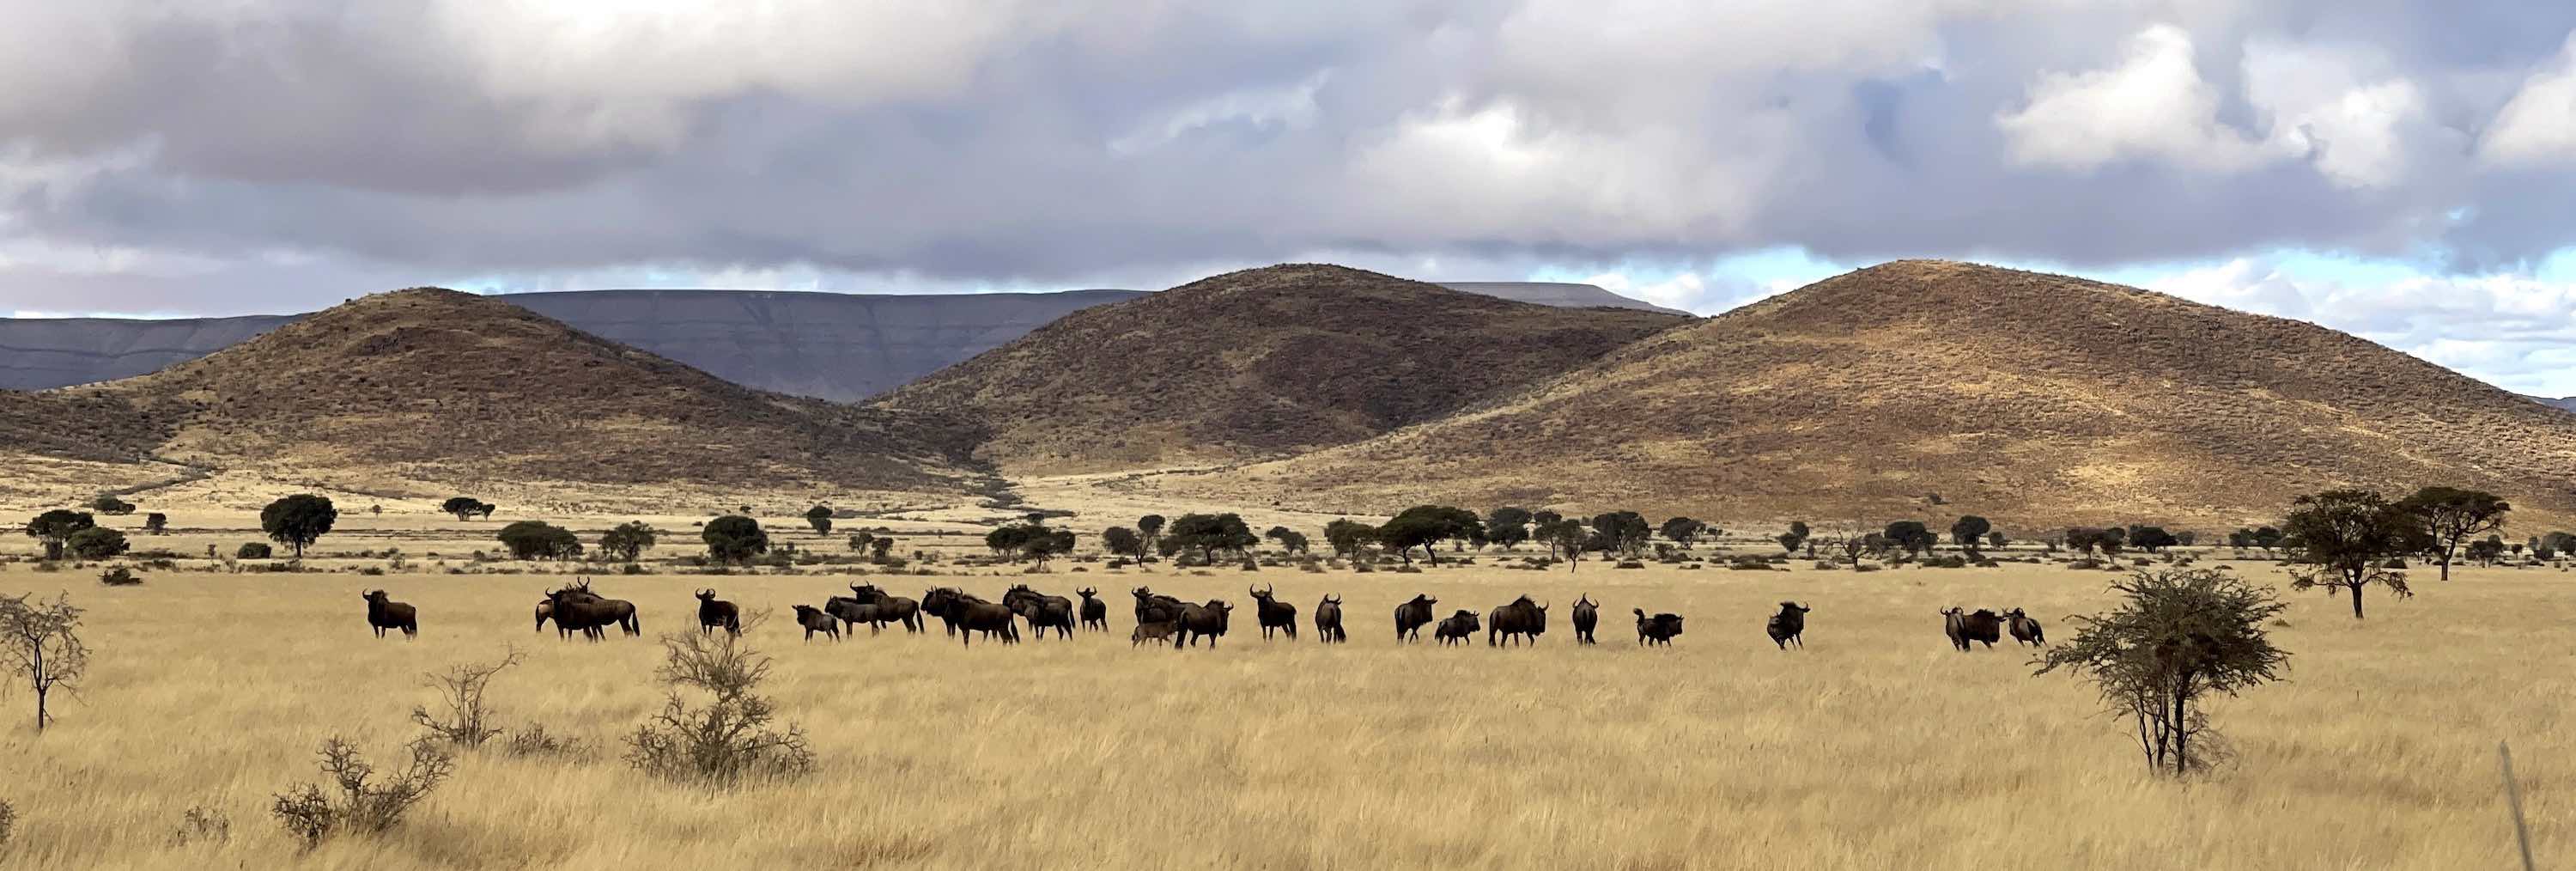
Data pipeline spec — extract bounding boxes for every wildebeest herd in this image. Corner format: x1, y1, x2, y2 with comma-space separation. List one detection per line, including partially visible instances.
361, 580, 2051, 654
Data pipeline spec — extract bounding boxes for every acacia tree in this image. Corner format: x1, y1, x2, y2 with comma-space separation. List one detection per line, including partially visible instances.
1589, 512, 1651, 558
702, 516, 769, 565
1322, 519, 1376, 558
2395, 486, 2509, 582
261, 495, 337, 559
440, 497, 493, 521
1378, 506, 1484, 565
1778, 521, 1810, 555
2036, 569, 2288, 776
1103, 527, 1145, 560
804, 506, 834, 536
1659, 517, 1707, 549
0, 592, 88, 731
1263, 526, 1309, 555
1882, 521, 1935, 557
1136, 515, 1167, 557
1165, 513, 1256, 563
1537, 519, 1587, 571
599, 521, 659, 563
1950, 515, 1992, 557
2282, 490, 2423, 619
1485, 508, 1533, 551
23, 510, 94, 561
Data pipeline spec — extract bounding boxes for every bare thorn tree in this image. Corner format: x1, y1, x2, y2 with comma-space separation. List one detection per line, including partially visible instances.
411, 648, 526, 748
2036, 568, 2290, 776
0, 592, 88, 731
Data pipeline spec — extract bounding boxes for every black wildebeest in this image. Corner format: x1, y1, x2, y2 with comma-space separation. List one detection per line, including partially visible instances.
1248, 583, 1297, 640
1314, 594, 1346, 643
847, 584, 924, 633
1765, 602, 1811, 649
533, 599, 554, 635
924, 587, 963, 636
1131, 621, 1176, 647
1173, 599, 1233, 649
362, 589, 416, 639
1435, 610, 1480, 646
1393, 594, 1438, 643
1133, 586, 1185, 626
2006, 608, 2045, 646
1571, 594, 1601, 644
695, 588, 741, 636
1005, 584, 1076, 641
545, 581, 640, 642
924, 588, 1020, 647
1942, 607, 2004, 651
1488, 595, 1549, 647
1078, 587, 1109, 633
1634, 609, 1684, 646
824, 596, 882, 635
793, 605, 841, 643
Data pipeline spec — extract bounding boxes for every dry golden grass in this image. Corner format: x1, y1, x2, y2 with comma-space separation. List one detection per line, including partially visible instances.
1, 510, 2568, 869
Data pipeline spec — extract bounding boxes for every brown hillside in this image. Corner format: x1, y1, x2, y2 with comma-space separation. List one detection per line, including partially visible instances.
1151, 260, 2576, 528
5, 289, 984, 502
876, 264, 1692, 474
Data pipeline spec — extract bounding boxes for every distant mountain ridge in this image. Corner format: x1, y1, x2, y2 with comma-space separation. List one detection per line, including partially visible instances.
0, 282, 1669, 399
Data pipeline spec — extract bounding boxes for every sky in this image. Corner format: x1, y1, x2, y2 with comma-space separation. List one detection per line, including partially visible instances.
3, 3, 2576, 391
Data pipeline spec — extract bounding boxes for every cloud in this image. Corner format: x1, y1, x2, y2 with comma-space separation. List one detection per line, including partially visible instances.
2144, 255, 2576, 394
2482, 33, 2576, 168
1997, 25, 2281, 172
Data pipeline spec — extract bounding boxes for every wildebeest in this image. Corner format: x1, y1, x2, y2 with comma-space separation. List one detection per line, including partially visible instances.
1393, 594, 1438, 643
1133, 586, 1185, 626
923, 588, 1020, 647
362, 589, 416, 639
793, 605, 841, 643
533, 599, 554, 635
924, 587, 963, 636
1004, 584, 1076, 641
1248, 583, 1297, 640
1131, 621, 1176, 647
1173, 599, 1233, 649
1942, 607, 2004, 651
1488, 595, 1549, 647
1435, 610, 1480, 646
846, 584, 924, 633
1571, 594, 1601, 644
1314, 594, 1346, 643
1634, 608, 1683, 646
1078, 587, 1109, 632
1765, 601, 1811, 649
2006, 608, 2045, 646
695, 588, 741, 636
545, 580, 640, 642
823, 596, 882, 635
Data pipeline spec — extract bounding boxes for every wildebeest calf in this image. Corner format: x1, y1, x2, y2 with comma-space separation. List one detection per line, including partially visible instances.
1942, 607, 2004, 651
1634, 608, 1683, 646
2007, 608, 2045, 646
1131, 621, 1176, 647
363, 589, 416, 640
1766, 601, 1811, 649
793, 605, 842, 643
1435, 610, 1480, 646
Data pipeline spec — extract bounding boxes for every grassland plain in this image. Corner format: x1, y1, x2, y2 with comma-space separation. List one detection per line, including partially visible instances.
1, 513, 2568, 871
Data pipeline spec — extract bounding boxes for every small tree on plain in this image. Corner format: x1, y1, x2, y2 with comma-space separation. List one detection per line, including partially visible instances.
1538, 519, 1588, 570
1136, 515, 1166, 556
1485, 508, 1533, 551
2282, 489, 2424, 619
2125, 526, 2178, 553
1777, 521, 1810, 555
2036, 568, 2288, 776
24, 509, 95, 561
1263, 526, 1309, 555
1103, 527, 1145, 559
260, 494, 337, 559
440, 497, 492, 521
1950, 515, 1991, 557
143, 513, 168, 535
1660, 516, 1707, 549
88, 495, 134, 516
0, 592, 88, 731
1882, 521, 1935, 557
702, 516, 769, 566
411, 649, 525, 748
496, 521, 583, 561
599, 521, 659, 563
804, 506, 833, 536
1165, 513, 1257, 563
869, 537, 896, 563
1322, 519, 1376, 558
2395, 486, 2509, 582
65, 527, 128, 561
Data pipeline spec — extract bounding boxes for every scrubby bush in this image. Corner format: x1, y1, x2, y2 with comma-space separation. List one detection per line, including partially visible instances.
623, 616, 813, 787
65, 527, 129, 561
237, 543, 273, 560
270, 737, 454, 847
97, 567, 142, 586
411, 651, 522, 749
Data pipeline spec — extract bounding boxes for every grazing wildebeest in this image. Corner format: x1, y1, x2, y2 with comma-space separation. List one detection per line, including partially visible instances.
1487, 595, 1550, 647
695, 588, 741, 636
1393, 594, 1438, 643
1314, 594, 1346, 643
1248, 583, 1297, 640
1004, 584, 1076, 641
1571, 594, 1601, 644
1173, 600, 1233, 649
1765, 602, 1811, 649
1634, 608, 1684, 646
793, 605, 841, 643
545, 581, 640, 642
362, 589, 416, 639
1942, 607, 2004, 651
824, 595, 883, 635
1078, 587, 1109, 632
924, 588, 1020, 647
847, 584, 924, 633
1133, 587, 1185, 626
1131, 621, 1176, 647
1435, 610, 1480, 646
2006, 608, 2045, 646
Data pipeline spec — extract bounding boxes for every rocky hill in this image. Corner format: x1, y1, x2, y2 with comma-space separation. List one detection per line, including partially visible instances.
1152, 261, 2576, 527
878, 265, 1693, 475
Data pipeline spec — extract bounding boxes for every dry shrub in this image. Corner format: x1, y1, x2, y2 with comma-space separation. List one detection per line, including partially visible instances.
502, 723, 586, 759
623, 613, 813, 787
169, 805, 230, 846
97, 567, 143, 586
269, 736, 455, 847
411, 650, 523, 749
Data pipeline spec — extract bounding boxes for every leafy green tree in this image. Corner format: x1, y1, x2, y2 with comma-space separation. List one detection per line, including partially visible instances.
1376, 506, 1485, 565
848, 532, 875, 553
985, 524, 1035, 559
65, 527, 129, 561
497, 521, 584, 561
88, 495, 134, 516
869, 537, 896, 563
1950, 515, 1992, 556
24, 510, 95, 561
1137, 515, 1167, 556
1022, 528, 1076, 564
260, 495, 337, 559
1538, 519, 1588, 570
1264, 526, 1309, 555
440, 497, 493, 521
2394, 486, 2510, 582
1103, 527, 1145, 559
702, 516, 769, 565
1882, 521, 1935, 557
2036, 569, 2289, 776
1777, 521, 1810, 555
1589, 512, 1651, 558
599, 521, 659, 563
143, 513, 167, 535
2282, 490, 2425, 619
1322, 519, 1376, 557
1484, 508, 1533, 551
2466, 535, 2506, 565
804, 506, 834, 536
1659, 517, 1707, 548
1165, 514, 1256, 563
2126, 526, 2178, 553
